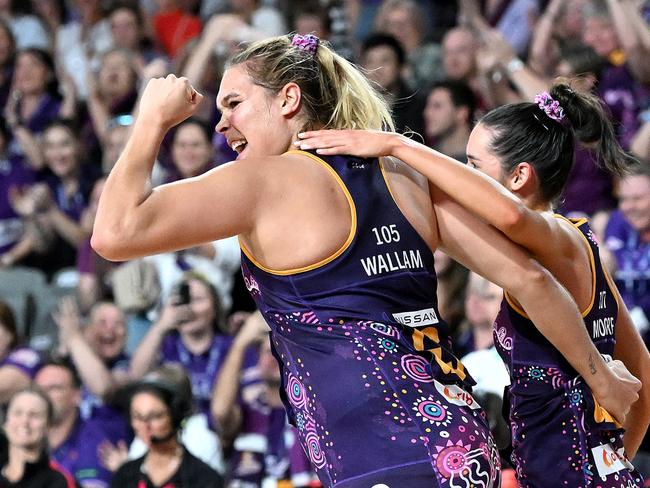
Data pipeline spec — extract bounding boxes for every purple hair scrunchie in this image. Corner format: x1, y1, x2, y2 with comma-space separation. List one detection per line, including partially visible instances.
291, 34, 319, 56
534, 92, 565, 123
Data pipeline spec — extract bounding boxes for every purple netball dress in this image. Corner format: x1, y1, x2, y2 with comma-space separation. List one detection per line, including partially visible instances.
239, 150, 501, 488
493, 216, 644, 487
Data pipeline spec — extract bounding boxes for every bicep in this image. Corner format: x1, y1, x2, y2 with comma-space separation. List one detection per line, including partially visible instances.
105, 162, 262, 260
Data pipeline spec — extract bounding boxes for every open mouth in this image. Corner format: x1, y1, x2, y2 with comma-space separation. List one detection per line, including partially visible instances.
230, 139, 248, 158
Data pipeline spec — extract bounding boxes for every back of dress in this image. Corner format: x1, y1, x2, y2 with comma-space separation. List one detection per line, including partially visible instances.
239, 150, 500, 488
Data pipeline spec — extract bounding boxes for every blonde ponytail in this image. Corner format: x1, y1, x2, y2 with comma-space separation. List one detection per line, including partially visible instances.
228, 35, 394, 132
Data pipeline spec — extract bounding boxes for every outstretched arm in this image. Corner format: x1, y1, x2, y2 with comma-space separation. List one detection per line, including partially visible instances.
298, 130, 560, 258
432, 187, 641, 425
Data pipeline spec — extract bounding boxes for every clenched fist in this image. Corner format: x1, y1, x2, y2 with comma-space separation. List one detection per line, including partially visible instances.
138, 74, 204, 130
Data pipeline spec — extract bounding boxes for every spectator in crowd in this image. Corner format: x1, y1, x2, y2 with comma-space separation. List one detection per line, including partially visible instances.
35, 358, 113, 487
152, 0, 202, 59
291, 1, 331, 40
0, 18, 15, 110
433, 249, 470, 343
54, 297, 133, 485
5, 48, 65, 170
458, 273, 509, 398
29, 0, 69, 46
457, 272, 502, 353
131, 273, 232, 420
604, 164, 650, 338
11, 120, 96, 277
360, 33, 425, 136
423, 79, 476, 162
0, 0, 48, 50
76, 177, 114, 315
109, 365, 224, 488
373, 0, 443, 89
0, 118, 35, 265
212, 312, 320, 487
0, 300, 41, 405
0, 387, 77, 487
631, 117, 650, 161
441, 27, 478, 87
108, 3, 159, 68
56, 0, 113, 99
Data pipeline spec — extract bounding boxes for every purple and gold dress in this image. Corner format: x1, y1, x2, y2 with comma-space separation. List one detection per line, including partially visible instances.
239, 150, 501, 488
494, 216, 644, 487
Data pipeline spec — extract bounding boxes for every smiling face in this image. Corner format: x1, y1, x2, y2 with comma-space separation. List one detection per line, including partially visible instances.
177, 278, 218, 337
215, 64, 296, 160
43, 125, 79, 178
172, 123, 213, 178
86, 303, 126, 362
619, 174, 650, 234
4, 391, 50, 451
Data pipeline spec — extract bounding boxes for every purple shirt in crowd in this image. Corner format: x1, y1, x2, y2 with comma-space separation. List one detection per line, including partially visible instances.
1, 347, 41, 378
52, 413, 116, 488
0, 155, 35, 253
605, 210, 650, 336
558, 146, 615, 217
161, 332, 233, 417
79, 353, 133, 487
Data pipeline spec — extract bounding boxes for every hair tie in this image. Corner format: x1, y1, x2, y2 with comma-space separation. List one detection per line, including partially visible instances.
291, 34, 319, 56
534, 92, 565, 123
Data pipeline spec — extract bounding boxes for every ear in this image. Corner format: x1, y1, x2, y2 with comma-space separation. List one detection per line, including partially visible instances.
279, 82, 302, 117
508, 162, 534, 192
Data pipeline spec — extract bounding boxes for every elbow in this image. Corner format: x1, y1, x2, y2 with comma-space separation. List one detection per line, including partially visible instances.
90, 231, 122, 261
497, 202, 528, 237
91, 223, 135, 262
505, 259, 551, 303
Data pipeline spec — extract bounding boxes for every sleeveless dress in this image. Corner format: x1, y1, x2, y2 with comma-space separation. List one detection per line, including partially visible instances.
493, 216, 644, 487
239, 150, 501, 488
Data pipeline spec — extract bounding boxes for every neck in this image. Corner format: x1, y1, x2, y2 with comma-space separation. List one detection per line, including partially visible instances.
48, 410, 78, 451
182, 328, 213, 354
436, 125, 471, 157
20, 93, 44, 120
147, 438, 181, 460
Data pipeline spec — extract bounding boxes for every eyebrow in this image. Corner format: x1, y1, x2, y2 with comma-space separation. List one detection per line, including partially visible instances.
217, 92, 240, 110
466, 154, 481, 162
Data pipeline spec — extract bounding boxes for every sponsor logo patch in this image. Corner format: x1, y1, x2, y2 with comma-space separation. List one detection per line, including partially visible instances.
592, 443, 633, 477
393, 308, 439, 327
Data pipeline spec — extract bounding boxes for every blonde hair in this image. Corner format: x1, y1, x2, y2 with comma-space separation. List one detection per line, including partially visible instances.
228, 35, 394, 132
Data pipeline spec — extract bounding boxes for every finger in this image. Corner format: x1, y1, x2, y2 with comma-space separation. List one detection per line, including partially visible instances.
315, 147, 348, 155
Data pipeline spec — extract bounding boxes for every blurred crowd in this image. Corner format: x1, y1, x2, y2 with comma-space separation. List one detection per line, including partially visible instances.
0, 0, 648, 487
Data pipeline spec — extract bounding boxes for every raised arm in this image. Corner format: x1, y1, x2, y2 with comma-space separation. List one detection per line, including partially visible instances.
431, 186, 641, 424
55, 297, 123, 400
91, 75, 260, 261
